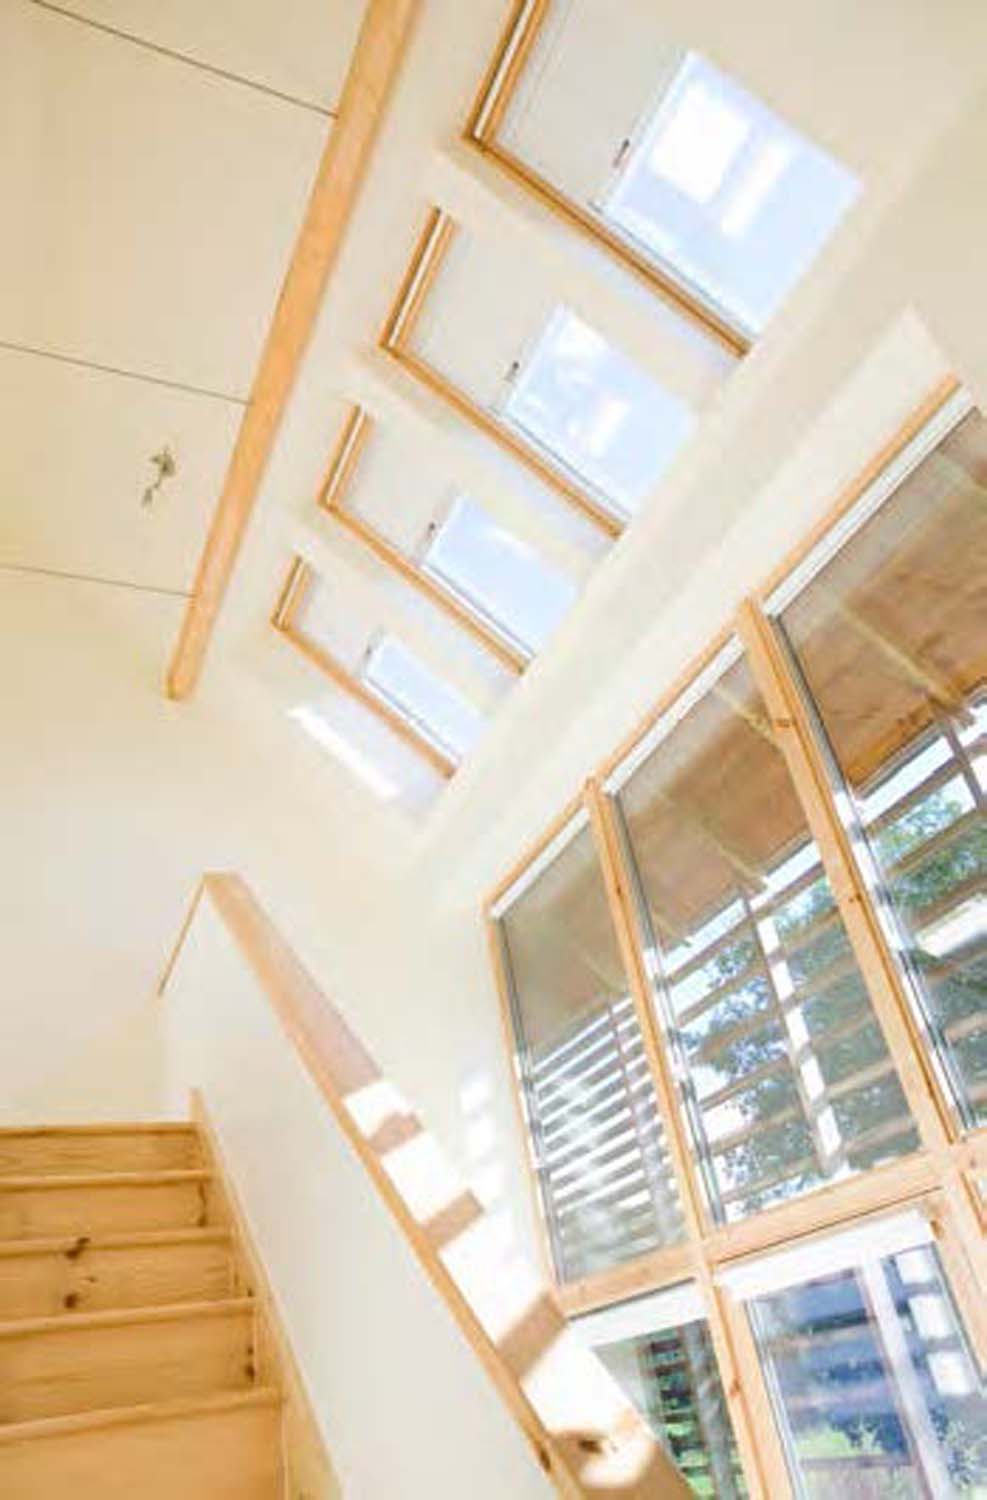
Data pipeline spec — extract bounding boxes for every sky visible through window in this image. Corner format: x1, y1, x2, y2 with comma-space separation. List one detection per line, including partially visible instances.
503, 306, 695, 518
602, 52, 860, 335
423, 494, 577, 654
363, 634, 485, 763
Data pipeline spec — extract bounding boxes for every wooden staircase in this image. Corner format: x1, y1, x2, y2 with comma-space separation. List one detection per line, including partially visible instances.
0, 1122, 291, 1498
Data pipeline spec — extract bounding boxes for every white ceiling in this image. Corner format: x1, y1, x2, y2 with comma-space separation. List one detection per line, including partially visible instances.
0, 0, 363, 595
9, 0, 987, 842
49, 0, 366, 112
221, 0, 987, 837
0, 345, 241, 593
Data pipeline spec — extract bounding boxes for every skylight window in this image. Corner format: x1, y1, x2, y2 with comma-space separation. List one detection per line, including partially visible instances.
422, 494, 578, 654
503, 307, 695, 517
602, 52, 859, 335
363, 635, 485, 764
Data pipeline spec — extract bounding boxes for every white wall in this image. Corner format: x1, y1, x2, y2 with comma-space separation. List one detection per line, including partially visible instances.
0, 565, 542, 1265
162, 894, 554, 1500
0, 572, 382, 1121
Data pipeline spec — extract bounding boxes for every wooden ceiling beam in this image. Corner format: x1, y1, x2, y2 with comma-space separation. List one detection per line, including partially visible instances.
165, 0, 421, 700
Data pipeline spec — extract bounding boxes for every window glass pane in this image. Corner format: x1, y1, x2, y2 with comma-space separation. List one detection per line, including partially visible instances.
363, 635, 484, 762
504, 307, 695, 517
497, 822, 686, 1282
603, 53, 859, 334
423, 494, 577, 653
778, 408, 987, 1129
614, 652, 918, 1224
749, 1238, 987, 1494
590, 1313, 746, 1495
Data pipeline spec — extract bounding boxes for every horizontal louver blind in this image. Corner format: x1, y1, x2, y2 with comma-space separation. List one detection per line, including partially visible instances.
524, 994, 684, 1281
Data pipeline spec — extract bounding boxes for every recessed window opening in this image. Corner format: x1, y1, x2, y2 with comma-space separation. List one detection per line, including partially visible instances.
422, 493, 578, 654
599, 52, 860, 336
572, 1284, 746, 1495
362, 634, 485, 765
502, 305, 695, 518
470, 6, 859, 346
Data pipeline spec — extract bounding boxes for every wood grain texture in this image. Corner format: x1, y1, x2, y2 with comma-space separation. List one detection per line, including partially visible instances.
0, 1173, 211, 1239
0, 1389, 282, 1499
0, 1230, 233, 1320
166, 0, 422, 699
0, 1300, 254, 1422
0, 1126, 201, 1178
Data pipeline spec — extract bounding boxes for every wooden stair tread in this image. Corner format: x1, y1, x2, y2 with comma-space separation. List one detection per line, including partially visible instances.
0, 1170, 210, 1191
0, 1124, 197, 1138
0, 1116, 300, 1492
0, 1172, 214, 1241
0, 1296, 254, 1339
0, 1295, 256, 1423
0, 1128, 205, 1181
0, 1385, 281, 1444
0, 1386, 283, 1499
0, 1227, 230, 1258
0, 1227, 236, 1321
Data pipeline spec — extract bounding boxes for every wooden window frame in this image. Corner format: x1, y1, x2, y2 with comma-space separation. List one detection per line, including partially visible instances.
484, 375, 987, 1496
379, 207, 625, 540
271, 555, 457, 779
318, 405, 528, 674
463, 0, 751, 359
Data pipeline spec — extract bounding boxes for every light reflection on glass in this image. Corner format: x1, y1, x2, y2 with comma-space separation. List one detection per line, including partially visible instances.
603, 53, 859, 334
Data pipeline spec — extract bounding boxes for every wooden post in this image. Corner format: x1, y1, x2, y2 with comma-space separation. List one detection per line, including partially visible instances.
736, 597, 987, 1369
735, 600, 955, 1150
584, 782, 792, 1498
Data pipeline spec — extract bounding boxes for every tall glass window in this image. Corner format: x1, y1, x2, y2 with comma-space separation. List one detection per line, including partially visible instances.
574, 1284, 746, 1496
777, 403, 987, 1129
610, 647, 918, 1223
495, 817, 685, 1281
739, 1215, 987, 1494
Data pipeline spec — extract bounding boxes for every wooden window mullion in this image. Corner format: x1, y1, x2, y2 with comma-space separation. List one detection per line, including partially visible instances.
584, 778, 793, 1499
737, 596, 987, 1369
736, 597, 954, 1152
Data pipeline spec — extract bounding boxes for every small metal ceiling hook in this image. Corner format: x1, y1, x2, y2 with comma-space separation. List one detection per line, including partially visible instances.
141, 445, 177, 508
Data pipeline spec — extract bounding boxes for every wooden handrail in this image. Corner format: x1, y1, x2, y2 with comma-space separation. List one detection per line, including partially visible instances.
160, 873, 690, 1498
